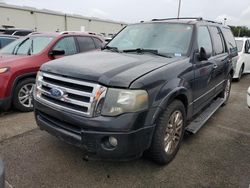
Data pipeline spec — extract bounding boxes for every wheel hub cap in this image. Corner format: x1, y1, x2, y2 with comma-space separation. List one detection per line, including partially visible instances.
164, 110, 183, 155
18, 83, 35, 108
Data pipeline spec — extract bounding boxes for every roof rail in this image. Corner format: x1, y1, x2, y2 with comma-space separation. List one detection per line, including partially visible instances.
151, 17, 223, 25
28, 32, 42, 36
202, 19, 222, 25
60, 31, 97, 35
152, 17, 203, 21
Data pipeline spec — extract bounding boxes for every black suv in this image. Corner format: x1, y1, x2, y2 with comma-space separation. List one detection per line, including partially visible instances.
33, 18, 237, 165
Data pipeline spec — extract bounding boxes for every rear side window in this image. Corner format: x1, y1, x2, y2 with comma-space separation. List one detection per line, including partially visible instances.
210, 27, 225, 55
92, 37, 103, 49
221, 28, 237, 55
197, 26, 213, 57
76, 37, 96, 52
53, 37, 77, 55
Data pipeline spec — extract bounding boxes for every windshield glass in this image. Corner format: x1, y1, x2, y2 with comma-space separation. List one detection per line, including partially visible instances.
0, 36, 54, 55
235, 40, 243, 52
108, 23, 193, 57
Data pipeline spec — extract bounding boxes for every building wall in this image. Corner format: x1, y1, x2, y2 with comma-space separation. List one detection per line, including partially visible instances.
0, 4, 126, 36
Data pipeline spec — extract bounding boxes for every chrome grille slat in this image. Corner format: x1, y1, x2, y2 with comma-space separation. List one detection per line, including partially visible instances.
36, 72, 104, 117
38, 88, 91, 108
40, 80, 94, 97
42, 73, 96, 88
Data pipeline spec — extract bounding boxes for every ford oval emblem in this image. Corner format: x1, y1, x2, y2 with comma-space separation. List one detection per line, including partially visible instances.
49, 88, 64, 99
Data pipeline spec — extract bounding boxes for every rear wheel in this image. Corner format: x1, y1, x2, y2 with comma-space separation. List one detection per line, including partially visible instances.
219, 75, 232, 105
13, 78, 35, 112
236, 65, 244, 82
147, 100, 186, 165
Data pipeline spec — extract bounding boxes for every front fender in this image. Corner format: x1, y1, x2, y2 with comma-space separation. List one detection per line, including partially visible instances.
148, 78, 192, 125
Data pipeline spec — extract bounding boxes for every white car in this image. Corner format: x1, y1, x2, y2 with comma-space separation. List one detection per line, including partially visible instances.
234, 37, 250, 81
248, 87, 250, 108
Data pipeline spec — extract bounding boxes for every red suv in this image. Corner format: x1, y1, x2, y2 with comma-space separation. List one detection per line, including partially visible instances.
0, 32, 104, 112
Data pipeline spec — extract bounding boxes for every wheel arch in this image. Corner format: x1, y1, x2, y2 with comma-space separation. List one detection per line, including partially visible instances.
151, 88, 191, 125
11, 72, 37, 99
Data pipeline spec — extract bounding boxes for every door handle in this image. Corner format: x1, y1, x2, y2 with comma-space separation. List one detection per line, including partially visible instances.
213, 64, 218, 69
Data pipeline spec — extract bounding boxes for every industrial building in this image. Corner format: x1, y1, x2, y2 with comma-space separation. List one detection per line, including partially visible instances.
0, 3, 127, 37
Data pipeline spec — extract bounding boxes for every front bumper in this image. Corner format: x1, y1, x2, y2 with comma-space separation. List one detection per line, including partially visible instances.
0, 97, 11, 111
34, 100, 155, 160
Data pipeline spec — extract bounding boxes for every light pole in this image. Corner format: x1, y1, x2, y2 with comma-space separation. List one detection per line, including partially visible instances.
177, 0, 182, 18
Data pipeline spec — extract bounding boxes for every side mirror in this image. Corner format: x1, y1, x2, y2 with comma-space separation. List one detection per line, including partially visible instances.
198, 47, 208, 61
49, 49, 65, 57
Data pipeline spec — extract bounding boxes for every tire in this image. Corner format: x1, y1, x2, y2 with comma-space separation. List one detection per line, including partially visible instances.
219, 74, 232, 106
236, 65, 244, 82
13, 78, 36, 112
147, 100, 186, 165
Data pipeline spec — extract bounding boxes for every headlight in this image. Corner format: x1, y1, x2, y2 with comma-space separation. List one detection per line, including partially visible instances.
0, 67, 9, 74
101, 89, 149, 116
34, 71, 43, 98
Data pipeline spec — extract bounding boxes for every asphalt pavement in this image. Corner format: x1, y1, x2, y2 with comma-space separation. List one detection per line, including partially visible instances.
0, 75, 250, 188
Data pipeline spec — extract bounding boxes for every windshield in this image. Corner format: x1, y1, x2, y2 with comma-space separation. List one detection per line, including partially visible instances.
108, 23, 193, 57
0, 36, 54, 55
235, 40, 243, 52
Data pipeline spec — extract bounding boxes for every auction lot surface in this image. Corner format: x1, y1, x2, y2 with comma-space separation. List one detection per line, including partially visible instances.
0, 76, 250, 188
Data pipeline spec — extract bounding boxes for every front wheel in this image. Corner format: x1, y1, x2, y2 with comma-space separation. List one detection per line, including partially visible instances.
13, 78, 35, 112
147, 100, 186, 165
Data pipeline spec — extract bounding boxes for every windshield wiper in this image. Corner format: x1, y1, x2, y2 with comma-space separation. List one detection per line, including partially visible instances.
103, 45, 120, 53
123, 48, 171, 58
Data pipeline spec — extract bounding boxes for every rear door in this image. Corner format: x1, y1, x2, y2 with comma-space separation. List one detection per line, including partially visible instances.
208, 26, 228, 94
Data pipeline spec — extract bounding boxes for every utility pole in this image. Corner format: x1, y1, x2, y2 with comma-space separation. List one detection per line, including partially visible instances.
177, 0, 182, 18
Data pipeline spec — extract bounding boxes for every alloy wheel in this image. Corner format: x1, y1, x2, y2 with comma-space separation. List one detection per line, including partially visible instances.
164, 110, 183, 155
18, 83, 35, 108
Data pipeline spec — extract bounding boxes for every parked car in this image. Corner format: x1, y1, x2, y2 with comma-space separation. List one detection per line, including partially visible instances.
248, 87, 250, 108
0, 159, 4, 188
0, 32, 105, 112
2, 28, 33, 36
0, 35, 19, 49
34, 18, 237, 165
234, 37, 250, 81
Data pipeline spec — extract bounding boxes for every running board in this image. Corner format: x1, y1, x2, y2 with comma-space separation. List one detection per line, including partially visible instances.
185, 98, 225, 134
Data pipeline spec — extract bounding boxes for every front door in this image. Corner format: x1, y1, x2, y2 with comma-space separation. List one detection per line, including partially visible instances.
193, 26, 217, 114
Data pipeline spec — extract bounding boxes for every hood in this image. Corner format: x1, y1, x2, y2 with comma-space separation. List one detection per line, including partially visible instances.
41, 51, 184, 88
0, 54, 29, 65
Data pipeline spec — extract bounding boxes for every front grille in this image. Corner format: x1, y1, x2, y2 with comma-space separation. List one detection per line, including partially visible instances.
36, 72, 106, 117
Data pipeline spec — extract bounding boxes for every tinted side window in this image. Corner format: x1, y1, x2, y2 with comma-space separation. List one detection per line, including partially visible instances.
76, 37, 95, 52
0, 38, 15, 48
245, 40, 250, 53
210, 27, 225, 55
53, 37, 77, 55
14, 31, 31, 36
93, 37, 103, 49
221, 28, 237, 55
197, 26, 213, 57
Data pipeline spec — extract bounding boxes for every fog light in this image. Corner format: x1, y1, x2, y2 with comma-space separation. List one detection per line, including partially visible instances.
109, 137, 118, 147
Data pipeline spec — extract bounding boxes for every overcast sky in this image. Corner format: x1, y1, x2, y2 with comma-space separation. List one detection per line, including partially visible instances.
0, 0, 250, 26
